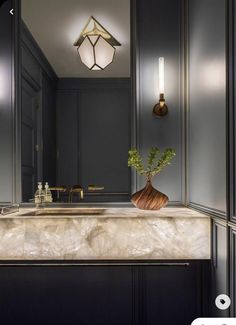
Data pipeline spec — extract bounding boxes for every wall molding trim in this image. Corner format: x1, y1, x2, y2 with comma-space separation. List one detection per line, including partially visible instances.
131, 0, 138, 194
228, 222, 236, 230
227, 0, 236, 224
181, 0, 189, 205
21, 67, 41, 91
230, 227, 236, 316
188, 202, 227, 220
13, 0, 22, 203
21, 21, 58, 82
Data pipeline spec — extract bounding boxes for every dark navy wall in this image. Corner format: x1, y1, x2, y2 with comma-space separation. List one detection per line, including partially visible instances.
188, 0, 227, 216
21, 22, 57, 199
57, 78, 131, 202
187, 0, 230, 318
136, 0, 183, 203
0, 0, 13, 204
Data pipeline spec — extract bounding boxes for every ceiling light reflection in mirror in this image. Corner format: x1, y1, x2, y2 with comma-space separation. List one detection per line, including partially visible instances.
74, 16, 121, 70
21, 0, 130, 77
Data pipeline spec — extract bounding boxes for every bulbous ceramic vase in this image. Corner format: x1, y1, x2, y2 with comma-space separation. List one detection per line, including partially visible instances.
131, 180, 168, 210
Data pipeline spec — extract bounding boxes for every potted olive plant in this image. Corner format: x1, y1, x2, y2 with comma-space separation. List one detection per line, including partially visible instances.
128, 147, 176, 210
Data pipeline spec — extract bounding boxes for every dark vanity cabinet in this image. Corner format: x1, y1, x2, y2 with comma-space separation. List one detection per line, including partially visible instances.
0, 261, 210, 325
143, 262, 210, 324
0, 266, 134, 325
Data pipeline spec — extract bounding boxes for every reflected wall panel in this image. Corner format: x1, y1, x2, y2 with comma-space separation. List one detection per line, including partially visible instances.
56, 79, 131, 202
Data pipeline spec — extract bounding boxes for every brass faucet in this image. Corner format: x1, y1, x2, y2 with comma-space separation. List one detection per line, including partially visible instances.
68, 184, 104, 202
49, 186, 67, 202
69, 185, 84, 202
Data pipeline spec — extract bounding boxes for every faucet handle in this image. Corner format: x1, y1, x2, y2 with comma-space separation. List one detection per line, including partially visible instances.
88, 185, 104, 192
49, 186, 67, 192
69, 185, 84, 201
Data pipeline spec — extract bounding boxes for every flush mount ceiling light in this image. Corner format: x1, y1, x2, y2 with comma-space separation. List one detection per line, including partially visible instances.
74, 16, 121, 71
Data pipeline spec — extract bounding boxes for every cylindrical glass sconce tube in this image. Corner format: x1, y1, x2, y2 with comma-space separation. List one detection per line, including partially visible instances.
159, 57, 165, 95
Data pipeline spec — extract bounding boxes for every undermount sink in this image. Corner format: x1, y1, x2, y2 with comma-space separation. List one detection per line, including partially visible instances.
19, 208, 106, 217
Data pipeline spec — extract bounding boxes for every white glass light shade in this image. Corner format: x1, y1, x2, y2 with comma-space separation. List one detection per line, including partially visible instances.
78, 35, 115, 70
94, 36, 115, 69
78, 37, 95, 69
159, 57, 165, 94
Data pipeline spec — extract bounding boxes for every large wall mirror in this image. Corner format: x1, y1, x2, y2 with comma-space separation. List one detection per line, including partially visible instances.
18, 0, 132, 203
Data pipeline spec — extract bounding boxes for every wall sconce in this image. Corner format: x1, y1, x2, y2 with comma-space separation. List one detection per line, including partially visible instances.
74, 16, 121, 71
153, 57, 168, 117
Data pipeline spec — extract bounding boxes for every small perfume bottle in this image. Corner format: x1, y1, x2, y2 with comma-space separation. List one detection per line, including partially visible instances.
34, 182, 44, 204
44, 182, 53, 203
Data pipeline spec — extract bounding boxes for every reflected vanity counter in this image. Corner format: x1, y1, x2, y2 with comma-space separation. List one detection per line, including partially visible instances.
0, 207, 210, 260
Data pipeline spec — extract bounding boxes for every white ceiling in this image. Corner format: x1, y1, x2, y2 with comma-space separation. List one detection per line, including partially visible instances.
21, 0, 130, 78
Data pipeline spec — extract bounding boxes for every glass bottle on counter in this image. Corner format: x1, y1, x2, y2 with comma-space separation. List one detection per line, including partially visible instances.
34, 182, 44, 204
44, 182, 53, 203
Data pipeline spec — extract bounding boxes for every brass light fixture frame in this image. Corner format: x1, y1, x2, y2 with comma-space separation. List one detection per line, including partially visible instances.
74, 16, 121, 47
153, 93, 168, 117
77, 34, 116, 70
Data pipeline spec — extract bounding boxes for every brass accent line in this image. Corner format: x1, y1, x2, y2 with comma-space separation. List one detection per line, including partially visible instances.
74, 16, 121, 47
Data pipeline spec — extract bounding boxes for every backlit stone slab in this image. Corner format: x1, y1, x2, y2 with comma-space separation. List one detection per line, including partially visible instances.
0, 207, 210, 260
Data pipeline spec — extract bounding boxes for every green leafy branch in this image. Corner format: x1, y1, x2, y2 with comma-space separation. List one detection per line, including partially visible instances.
128, 147, 176, 180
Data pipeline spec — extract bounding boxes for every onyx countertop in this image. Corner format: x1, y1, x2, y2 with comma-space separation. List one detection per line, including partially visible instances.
0, 207, 210, 260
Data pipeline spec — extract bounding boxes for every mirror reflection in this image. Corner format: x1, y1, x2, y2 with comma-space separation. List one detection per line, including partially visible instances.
20, 0, 131, 203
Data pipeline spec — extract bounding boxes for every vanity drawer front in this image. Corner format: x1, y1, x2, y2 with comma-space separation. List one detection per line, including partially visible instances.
0, 265, 134, 325
0, 261, 210, 325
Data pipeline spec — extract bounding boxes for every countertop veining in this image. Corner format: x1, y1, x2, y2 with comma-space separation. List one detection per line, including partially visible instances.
0, 206, 210, 260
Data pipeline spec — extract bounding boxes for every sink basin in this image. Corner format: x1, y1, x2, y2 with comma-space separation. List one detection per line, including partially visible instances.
19, 208, 106, 217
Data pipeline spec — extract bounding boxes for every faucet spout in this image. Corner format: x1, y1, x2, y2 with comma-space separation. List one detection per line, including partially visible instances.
80, 188, 84, 199
69, 185, 84, 202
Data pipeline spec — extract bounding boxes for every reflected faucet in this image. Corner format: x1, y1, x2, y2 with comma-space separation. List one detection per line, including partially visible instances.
88, 185, 104, 191
68, 184, 104, 202
69, 185, 84, 202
